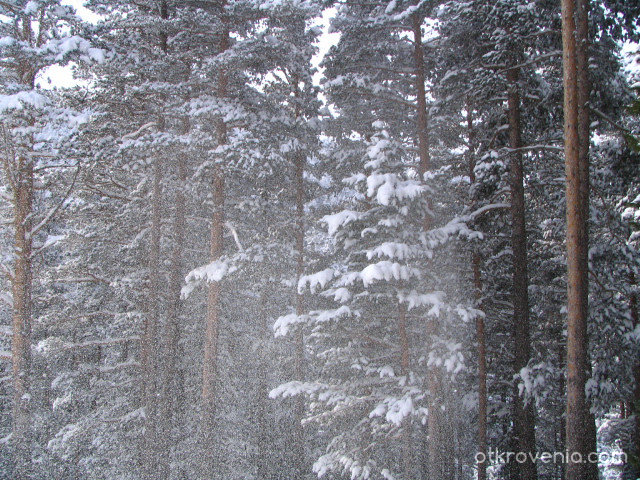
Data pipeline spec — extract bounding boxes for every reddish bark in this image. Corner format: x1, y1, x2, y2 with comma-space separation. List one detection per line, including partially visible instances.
507, 64, 537, 480
412, 13, 430, 182
412, 12, 446, 480
11, 157, 34, 480
200, 10, 230, 477
157, 120, 188, 480
562, 0, 597, 478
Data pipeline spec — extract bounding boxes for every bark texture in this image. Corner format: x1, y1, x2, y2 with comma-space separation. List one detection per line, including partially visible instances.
507, 64, 537, 480
412, 13, 430, 181
412, 12, 445, 480
562, 0, 597, 478
11, 157, 34, 480
468, 104, 487, 480
200, 9, 230, 477
158, 123, 188, 480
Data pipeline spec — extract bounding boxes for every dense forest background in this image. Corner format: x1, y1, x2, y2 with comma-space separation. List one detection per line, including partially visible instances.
1, 0, 640, 479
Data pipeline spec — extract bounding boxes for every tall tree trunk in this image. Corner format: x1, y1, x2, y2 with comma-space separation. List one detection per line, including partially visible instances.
293, 146, 306, 479
201, 123, 225, 480
411, 12, 442, 480
468, 103, 488, 480
11, 156, 33, 480
556, 340, 567, 480
200, 11, 230, 477
150, 6, 170, 477
141, 153, 162, 479
412, 13, 430, 182
289, 74, 308, 479
473, 254, 488, 480
256, 366, 272, 480
562, 0, 597, 478
506, 64, 538, 480
631, 272, 640, 475
256, 286, 274, 480
398, 302, 413, 479
575, 2, 600, 478
158, 121, 188, 480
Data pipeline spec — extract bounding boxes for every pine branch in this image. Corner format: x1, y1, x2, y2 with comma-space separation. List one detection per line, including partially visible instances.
29, 164, 80, 238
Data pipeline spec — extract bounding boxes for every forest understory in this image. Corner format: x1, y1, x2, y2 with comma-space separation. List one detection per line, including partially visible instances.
1, 1, 640, 480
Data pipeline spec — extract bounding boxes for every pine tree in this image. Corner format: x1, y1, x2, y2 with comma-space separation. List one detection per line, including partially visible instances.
0, 2, 101, 476
562, 1, 597, 479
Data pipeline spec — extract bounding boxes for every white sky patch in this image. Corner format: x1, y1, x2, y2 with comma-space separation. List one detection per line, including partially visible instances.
312, 7, 340, 87
39, 0, 101, 89
253, 8, 340, 106
63, 0, 102, 24
37, 64, 76, 89
44, 5, 339, 92
37, 63, 92, 90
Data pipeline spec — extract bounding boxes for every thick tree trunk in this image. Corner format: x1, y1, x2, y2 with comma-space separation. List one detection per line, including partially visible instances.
201, 151, 225, 477
562, 0, 597, 478
158, 123, 188, 480
11, 157, 33, 480
141, 154, 162, 479
468, 103, 488, 480
200, 14, 230, 478
506, 65, 538, 480
575, 3, 600, 477
411, 12, 443, 480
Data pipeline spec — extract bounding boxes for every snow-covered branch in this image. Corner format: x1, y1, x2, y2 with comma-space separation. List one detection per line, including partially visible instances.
504, 145, 564, 153
467, 203, 510, 220
224, 221, 244, 252
29, 165, 80, 238
121, 122, 157, 141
